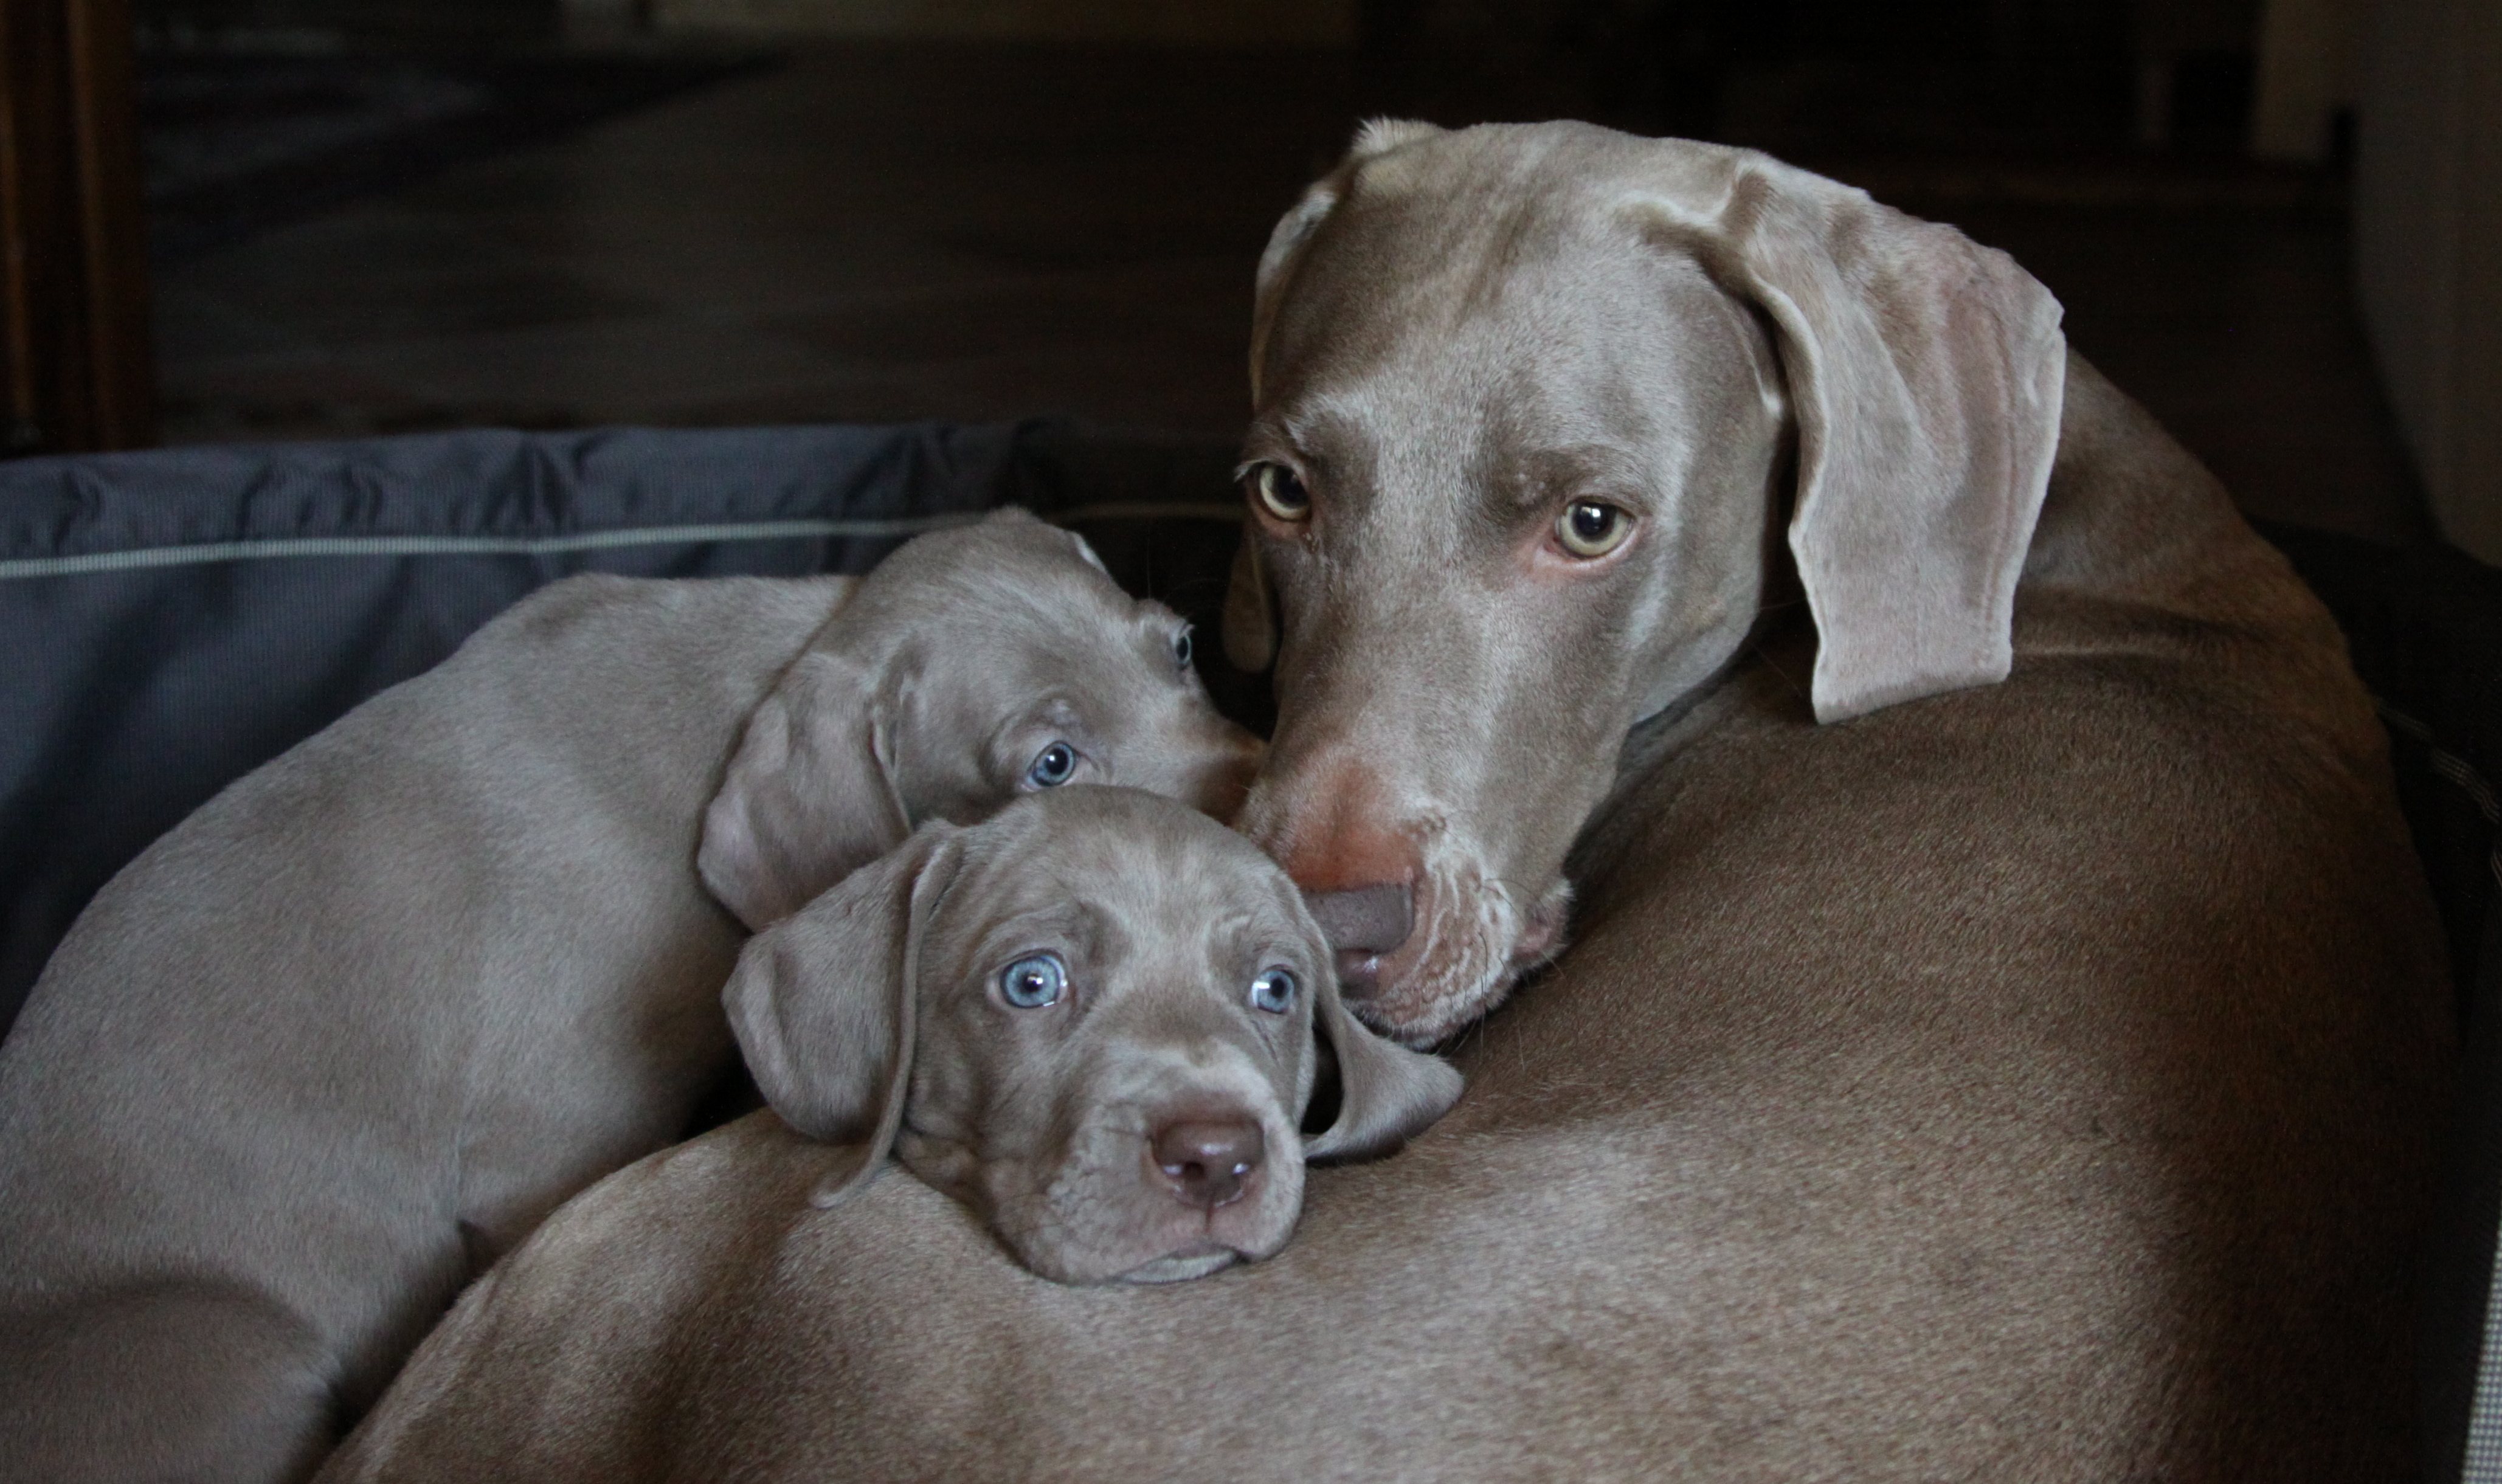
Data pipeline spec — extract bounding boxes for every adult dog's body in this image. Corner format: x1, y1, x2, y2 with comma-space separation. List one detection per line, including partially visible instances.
0, 514, 1257, 1483
317, 125, 2449, 1480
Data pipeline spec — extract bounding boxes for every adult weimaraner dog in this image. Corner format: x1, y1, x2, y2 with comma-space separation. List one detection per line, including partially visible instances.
317, 122, 2453, 1480
0, 511, 1259, 1484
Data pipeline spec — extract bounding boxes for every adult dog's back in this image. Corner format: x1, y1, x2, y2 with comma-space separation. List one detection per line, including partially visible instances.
319, 126, 2452, 1482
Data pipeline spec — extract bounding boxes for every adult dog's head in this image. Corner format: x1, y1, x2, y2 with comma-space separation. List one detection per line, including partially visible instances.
1226, 121, 2067, 1043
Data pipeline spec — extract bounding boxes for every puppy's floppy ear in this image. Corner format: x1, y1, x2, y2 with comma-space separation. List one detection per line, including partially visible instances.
1222, 525, 1277, 674
1305, 975, 1464, 1162
700, 644, 914, 931
721, 823, 964, 1206
1636, 148, 2067, 724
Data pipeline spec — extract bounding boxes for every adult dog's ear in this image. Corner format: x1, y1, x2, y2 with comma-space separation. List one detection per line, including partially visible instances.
1222, 527, 1277, 674
1638, 149, 2067, 724
721, 823, 963, 1206
1304, 975, 1464, 1162
700, 644, 913, 930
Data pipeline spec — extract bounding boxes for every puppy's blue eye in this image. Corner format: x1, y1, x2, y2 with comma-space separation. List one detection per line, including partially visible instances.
1249, 968, 1297, 1015
1173, 627, 1193, 669
1026, 742, 1077, 788
1001, 954, 1066, 1009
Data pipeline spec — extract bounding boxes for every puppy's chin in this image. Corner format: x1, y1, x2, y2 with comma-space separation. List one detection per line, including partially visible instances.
1014, 1226, 1282, 1286
952, 1111, 1310, 1285
1115, 1243, 1243, 1285
998, 1177, 1301, 1285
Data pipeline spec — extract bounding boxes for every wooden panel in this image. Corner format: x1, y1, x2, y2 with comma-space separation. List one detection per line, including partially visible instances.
2252, 0, 2362, 161
2355, 0, 2502, 562
0, 0, 155, 455
133, 0, 561, 44
654, 0, 1355, 48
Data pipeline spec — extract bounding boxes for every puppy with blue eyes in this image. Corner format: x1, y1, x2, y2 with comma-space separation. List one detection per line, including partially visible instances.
308, 789, 1461, 1480
730, 785, 1465, 1282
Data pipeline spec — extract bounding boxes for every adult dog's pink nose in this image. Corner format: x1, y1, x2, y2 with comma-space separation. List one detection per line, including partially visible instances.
1152, 1119, 1265, 1210
1255, 761, 1419, 989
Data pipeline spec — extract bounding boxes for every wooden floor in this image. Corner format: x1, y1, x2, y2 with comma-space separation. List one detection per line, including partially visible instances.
150, 39, 2435, 547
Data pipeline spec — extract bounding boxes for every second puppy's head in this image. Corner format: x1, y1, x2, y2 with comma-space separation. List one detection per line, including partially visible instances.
725, 787, 1463, 1283
700, 509, 1265, 931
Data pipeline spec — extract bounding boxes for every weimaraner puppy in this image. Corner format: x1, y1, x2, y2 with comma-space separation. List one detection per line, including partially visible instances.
314, 787, 1460, 1479
313, 786, 1457, 1421
292, 123, 2450, 1482
0, 509, 1260, 1484
726, 787, 1457, 1284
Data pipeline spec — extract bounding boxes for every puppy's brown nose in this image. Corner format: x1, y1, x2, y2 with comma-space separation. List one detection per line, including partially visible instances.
1152, 1119, 1265, 1209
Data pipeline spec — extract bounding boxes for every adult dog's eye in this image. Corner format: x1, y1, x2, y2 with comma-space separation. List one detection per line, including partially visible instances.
1249, 967, 1298, 1014
1247, 463, 1311, 522
1001, 954, 1066, 1010
1173, 626, 1194, 670
1557, 500, 1634, 558
1025, 742, 1078, 789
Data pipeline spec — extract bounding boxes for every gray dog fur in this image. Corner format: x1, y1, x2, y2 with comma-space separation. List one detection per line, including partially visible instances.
0, 511, 1260, 1483
316, 122, 2452, 1480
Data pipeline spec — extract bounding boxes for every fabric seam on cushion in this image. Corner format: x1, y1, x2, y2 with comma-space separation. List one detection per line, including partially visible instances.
2380, 701, 2502, 896
0, 516, 984, 579
0, 503, 1247, 581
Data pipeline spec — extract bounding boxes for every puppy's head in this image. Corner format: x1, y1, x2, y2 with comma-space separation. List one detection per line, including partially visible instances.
700, 509, 1266, 930
725, 787, 1462, 1283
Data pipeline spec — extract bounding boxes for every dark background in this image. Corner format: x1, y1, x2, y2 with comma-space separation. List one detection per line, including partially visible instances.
119, 0, 2427, 545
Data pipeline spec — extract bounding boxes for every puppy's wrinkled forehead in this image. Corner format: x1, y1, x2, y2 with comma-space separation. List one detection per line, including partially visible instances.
863, 512, 1098, 607
940, 790, 1315, 958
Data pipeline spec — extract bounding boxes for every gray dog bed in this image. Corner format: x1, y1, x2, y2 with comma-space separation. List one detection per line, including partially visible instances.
0, 426, 2493, 1479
